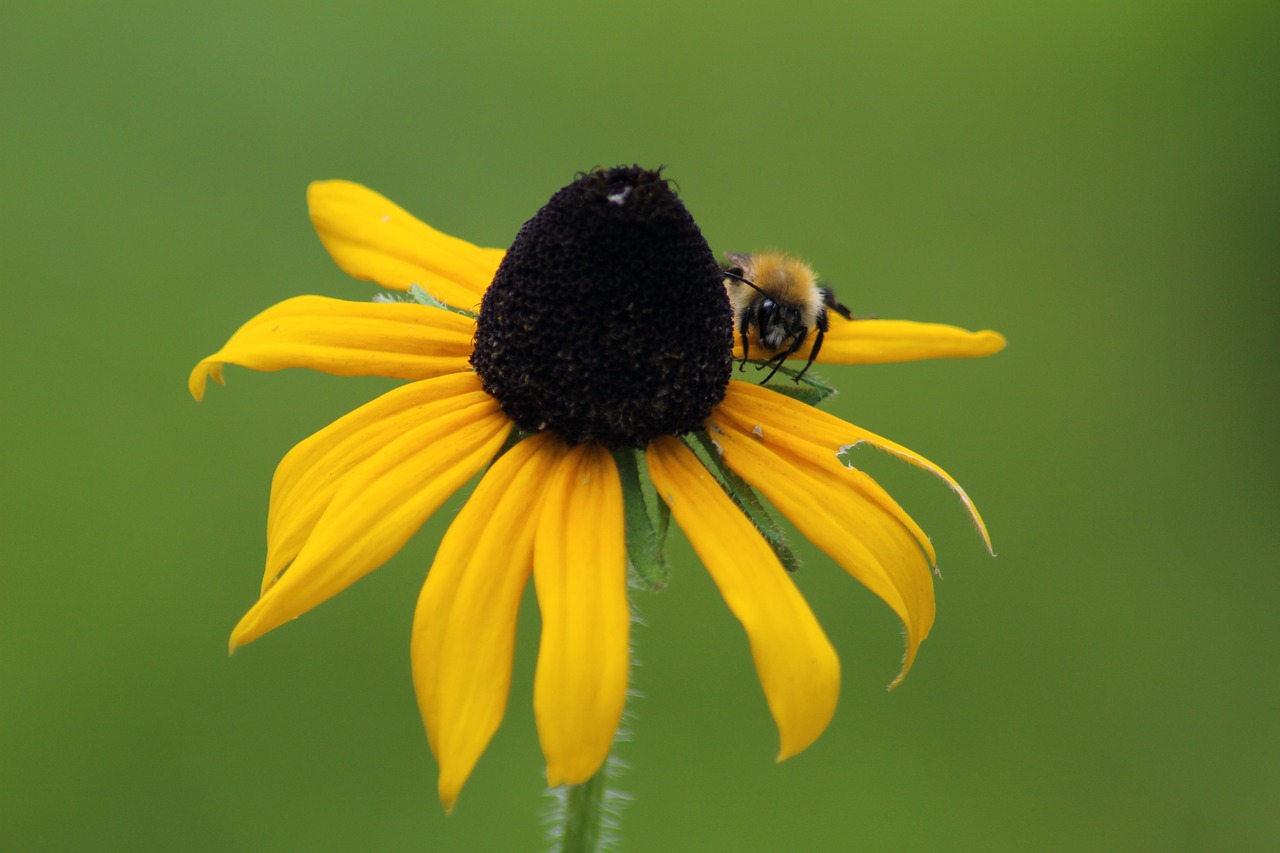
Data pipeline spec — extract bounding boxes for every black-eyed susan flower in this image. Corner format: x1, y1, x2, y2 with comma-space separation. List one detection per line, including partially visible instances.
190, 167, 1004, 812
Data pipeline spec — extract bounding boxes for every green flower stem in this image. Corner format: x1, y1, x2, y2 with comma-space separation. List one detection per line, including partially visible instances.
557, 764, 610, 853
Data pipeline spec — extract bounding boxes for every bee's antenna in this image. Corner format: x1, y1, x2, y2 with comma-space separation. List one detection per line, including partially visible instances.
722, 268, 769, 298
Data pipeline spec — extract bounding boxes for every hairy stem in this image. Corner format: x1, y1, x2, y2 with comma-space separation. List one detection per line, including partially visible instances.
557, 765, 609, 853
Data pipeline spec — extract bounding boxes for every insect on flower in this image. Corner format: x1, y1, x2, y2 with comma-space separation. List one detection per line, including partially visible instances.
723, 251, 853, 383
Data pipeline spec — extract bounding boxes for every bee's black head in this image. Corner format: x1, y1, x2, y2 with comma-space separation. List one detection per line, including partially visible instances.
758, 299, 803, 350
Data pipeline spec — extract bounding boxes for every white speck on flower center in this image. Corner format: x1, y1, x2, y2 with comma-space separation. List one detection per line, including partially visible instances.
606, 187, 631, 205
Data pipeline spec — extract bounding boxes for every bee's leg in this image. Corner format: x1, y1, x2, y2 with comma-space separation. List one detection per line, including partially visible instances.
759, 351, 788, 384
792, 309, 828, 382
737, 309, 754, 372
761, 328, 807, 384
794, 327, 824, 382
820, 287, 853, 320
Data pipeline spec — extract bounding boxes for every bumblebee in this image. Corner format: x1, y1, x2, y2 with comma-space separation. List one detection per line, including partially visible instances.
722, 252, 853, 383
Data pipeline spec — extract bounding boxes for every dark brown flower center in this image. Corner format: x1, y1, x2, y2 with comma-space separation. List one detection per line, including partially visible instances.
470, 166, 732, 449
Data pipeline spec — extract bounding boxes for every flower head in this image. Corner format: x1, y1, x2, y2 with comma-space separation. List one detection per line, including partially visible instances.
191, 167, 1004, 810
471, 168, 732, 447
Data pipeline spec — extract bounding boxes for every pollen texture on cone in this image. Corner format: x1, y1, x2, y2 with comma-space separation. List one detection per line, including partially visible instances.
470, 167, 733, 448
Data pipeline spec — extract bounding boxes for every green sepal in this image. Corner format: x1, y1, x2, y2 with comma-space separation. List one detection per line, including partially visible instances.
687, 432, 802, 573
758, 363, 839, 406
611, 448, 671, 591
408, 284, 479, 319
654, 480, 671, 547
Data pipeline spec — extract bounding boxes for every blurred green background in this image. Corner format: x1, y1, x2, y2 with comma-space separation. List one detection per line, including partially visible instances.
3, 2, 1277, 850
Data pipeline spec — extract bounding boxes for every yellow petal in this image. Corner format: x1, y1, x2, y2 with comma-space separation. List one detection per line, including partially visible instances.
412, 434, 565, 812
715, 382, 936, 568
718, 380, 992, 554
189, 296, 475, 400
533, 444, 629, 786
646, 436, 839, 759
731, 318, 1006, 365
263, 373, 492, 594
308, 180, 503, 310
229, 400, 511, 650
705, 416, 934, 686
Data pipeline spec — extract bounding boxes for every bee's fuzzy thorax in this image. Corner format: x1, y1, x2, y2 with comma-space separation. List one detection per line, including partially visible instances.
740, 253, 823, 327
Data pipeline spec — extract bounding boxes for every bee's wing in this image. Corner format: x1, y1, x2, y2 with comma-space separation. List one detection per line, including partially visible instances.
723, 252, 754, 271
